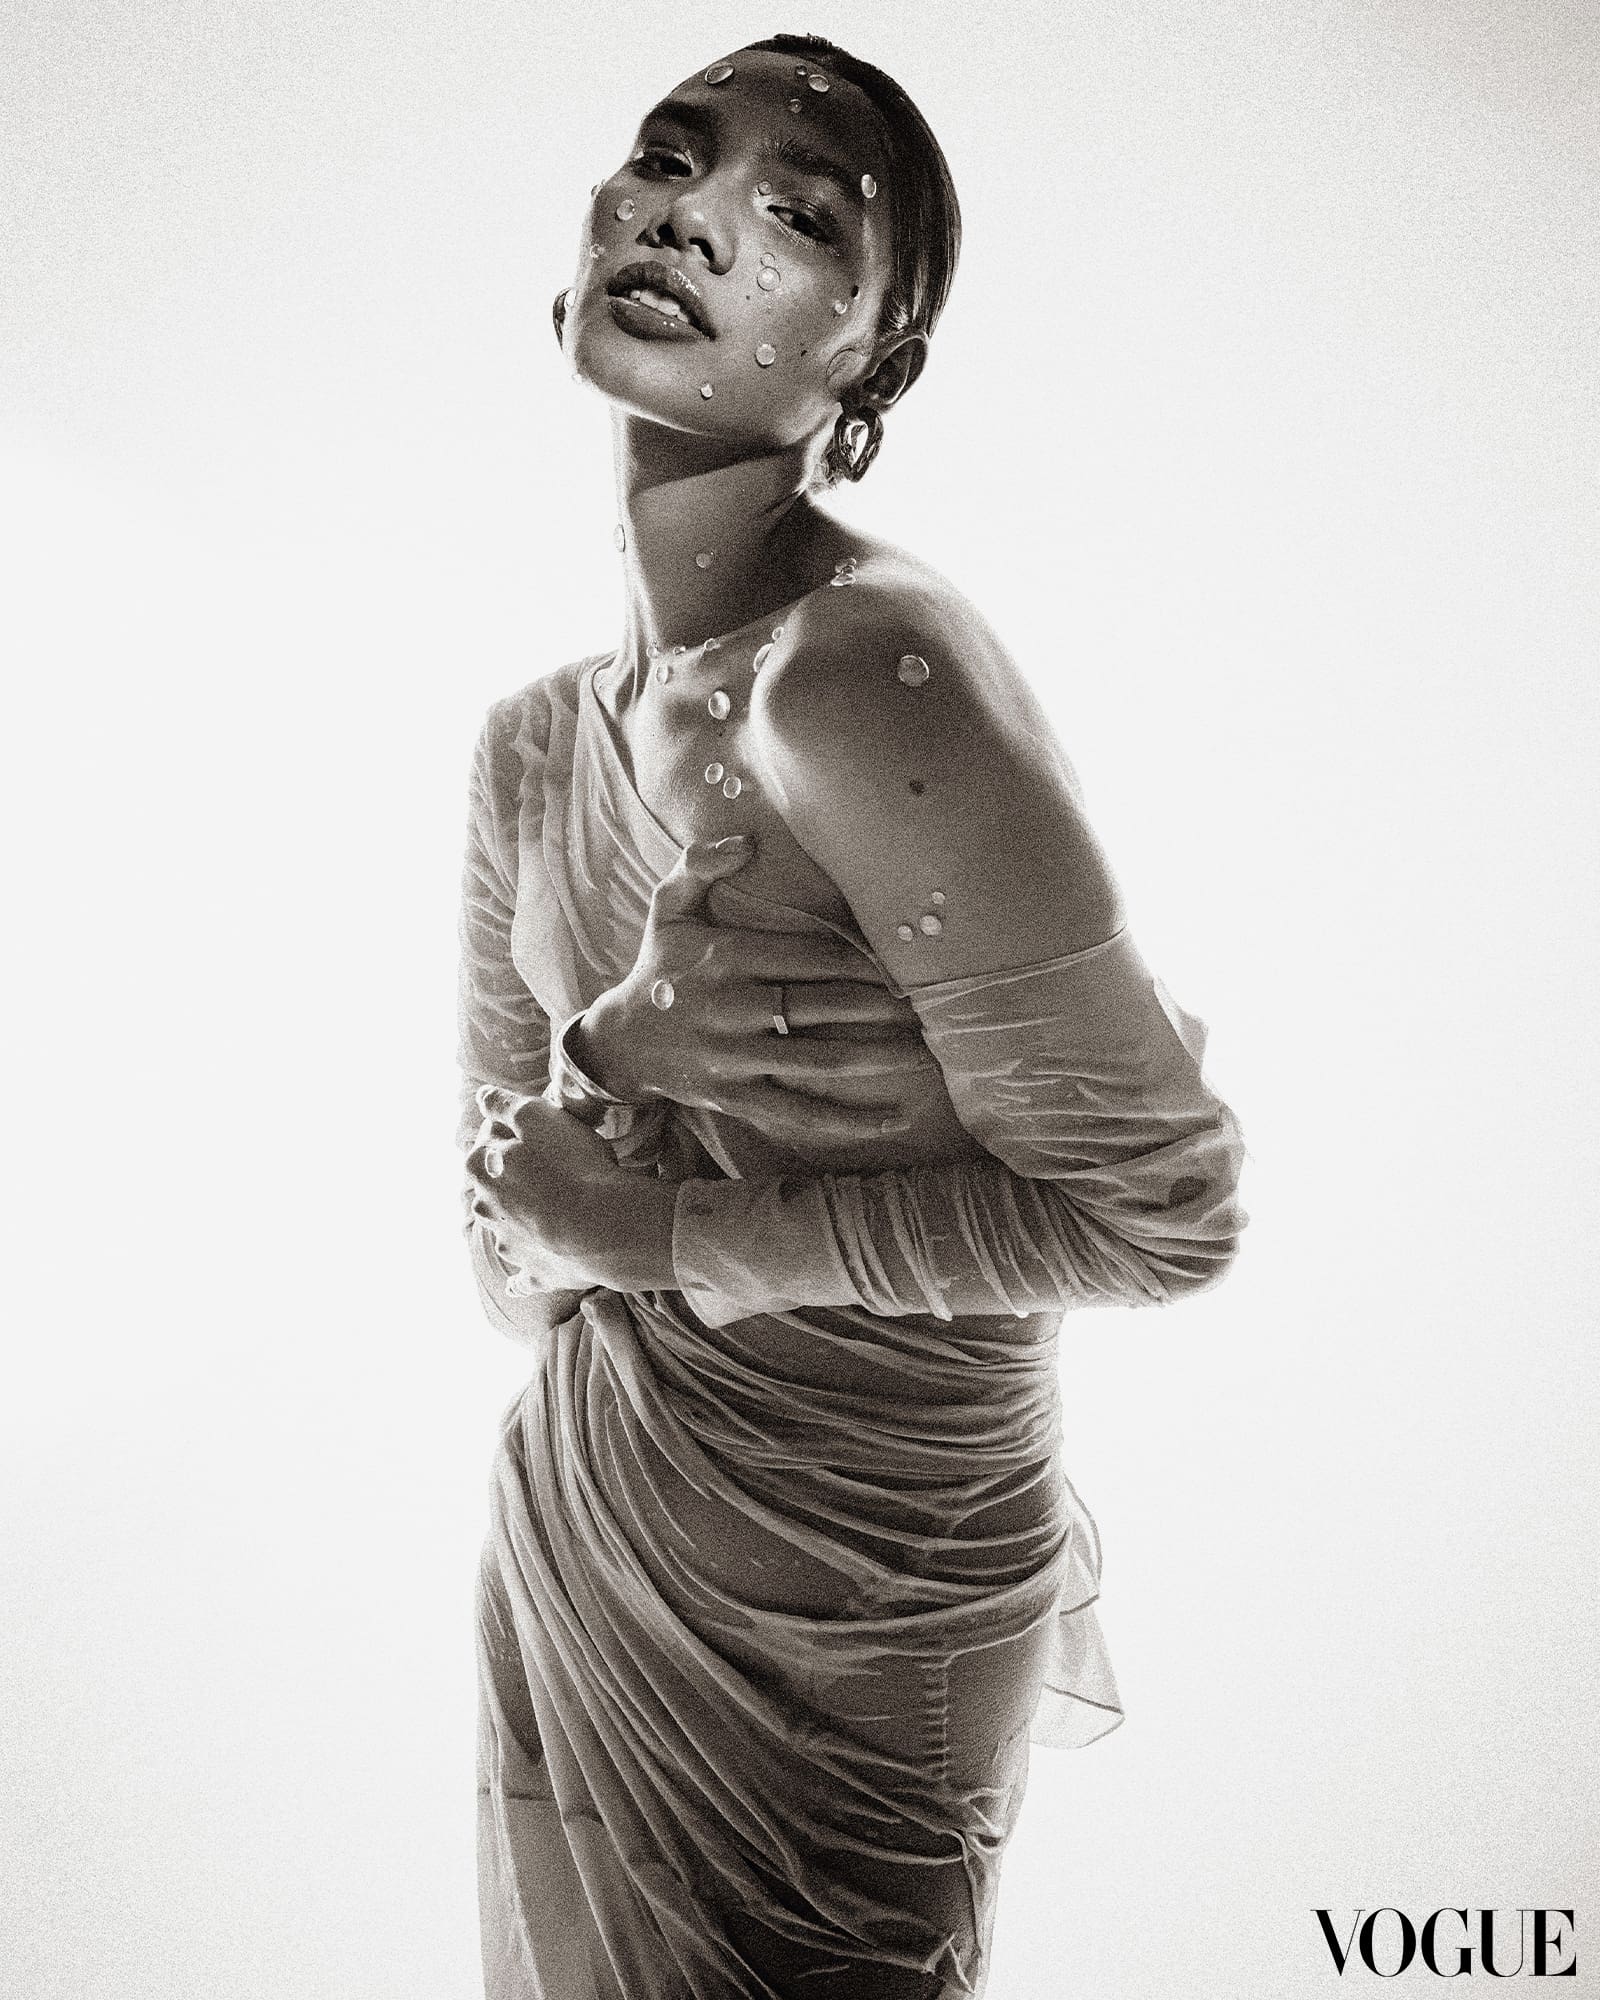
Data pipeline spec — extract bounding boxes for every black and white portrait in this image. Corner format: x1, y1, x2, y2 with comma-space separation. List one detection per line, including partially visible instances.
4, 5, 1595, 1996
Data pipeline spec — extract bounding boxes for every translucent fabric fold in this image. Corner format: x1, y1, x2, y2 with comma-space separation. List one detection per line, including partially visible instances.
458, 661, 1246, 1998
671, 927, 1246, 1327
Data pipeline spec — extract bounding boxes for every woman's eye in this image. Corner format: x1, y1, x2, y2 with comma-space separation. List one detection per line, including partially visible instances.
632, 148, 690, 177
773, 205, 834, 245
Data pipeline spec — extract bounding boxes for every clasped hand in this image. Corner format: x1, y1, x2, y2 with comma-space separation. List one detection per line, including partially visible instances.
463, 1085, 676, 1296
462, 835, 937, 1297
574, 834, 936, 1148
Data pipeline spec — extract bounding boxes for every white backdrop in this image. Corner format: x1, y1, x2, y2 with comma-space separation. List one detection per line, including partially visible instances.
3, 2, 1596, 1994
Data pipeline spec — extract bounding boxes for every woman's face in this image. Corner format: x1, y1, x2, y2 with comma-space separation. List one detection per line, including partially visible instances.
564, 48, 898, 456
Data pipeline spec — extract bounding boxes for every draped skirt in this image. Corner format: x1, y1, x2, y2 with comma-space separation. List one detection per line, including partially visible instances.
475, 1284, 1118, 2000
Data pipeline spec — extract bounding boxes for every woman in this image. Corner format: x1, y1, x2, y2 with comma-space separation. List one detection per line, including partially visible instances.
459, 33, 1245, 1999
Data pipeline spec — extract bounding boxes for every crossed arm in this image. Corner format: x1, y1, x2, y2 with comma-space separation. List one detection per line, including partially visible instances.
461, 582, 1245, 1331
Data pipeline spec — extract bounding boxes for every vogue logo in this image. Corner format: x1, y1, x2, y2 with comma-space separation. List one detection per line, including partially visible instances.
1315, 1909, 1577, 1978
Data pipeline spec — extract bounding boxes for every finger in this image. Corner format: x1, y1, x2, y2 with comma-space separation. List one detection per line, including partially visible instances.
648, 836, 754, 923
758, 1039, 939, 1085
465, 1140, 505, 1186
473, 1113, 520, 1153
705, 931, 879, 987
774, 980, 923, 1033
718, 1080, 915, 1149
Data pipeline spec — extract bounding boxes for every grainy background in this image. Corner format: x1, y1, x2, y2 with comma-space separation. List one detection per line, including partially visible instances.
3, 2, 1596, 1993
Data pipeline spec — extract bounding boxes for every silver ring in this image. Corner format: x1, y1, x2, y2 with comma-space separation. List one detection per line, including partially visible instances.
771, 984, 790, 1037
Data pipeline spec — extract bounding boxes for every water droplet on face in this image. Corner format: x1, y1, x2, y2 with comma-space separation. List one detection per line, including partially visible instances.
752, 643, 772, 673
831, 556, 859, 587
590, 182, 600, 197
808, 72, 830, 92
650, 978, 676, 1010
654, 662, 670, 683
788, 98, 803, 112
615, 198, 635, 220
896, 923, 914, 941
708, 689, 732, 720
613, 524, 626, 551
897, 653, 931, 687
861, 174, 877, 200
919, 913, 943, 936
832, 299, 848, 314
646, 642, 661, 657
704, 762, 724, 785
754, 343, 776, 367
760, 251, 776, 266
694, 551, 713, 569
591, 244, 603, 259
673, 643, 687, 655
704, 61, 734, 84
757, 180, 772, 195
703, 635, 721, 651
930, 890, 945, 906
700, 381, 714, 398
757, 267, 781, 292
771, 625, 784, 640
722, 774, 743, 799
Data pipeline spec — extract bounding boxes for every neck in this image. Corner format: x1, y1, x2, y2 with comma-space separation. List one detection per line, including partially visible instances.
610, 415, 831, 683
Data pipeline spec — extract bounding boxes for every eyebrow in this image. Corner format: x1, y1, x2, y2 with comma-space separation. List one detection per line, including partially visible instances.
763, 136, 865, 213
642, 97, 867, 213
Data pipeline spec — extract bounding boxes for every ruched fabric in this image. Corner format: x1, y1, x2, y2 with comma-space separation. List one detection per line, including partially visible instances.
672, 929, 1245, 1328
458, 658, 1245, 1998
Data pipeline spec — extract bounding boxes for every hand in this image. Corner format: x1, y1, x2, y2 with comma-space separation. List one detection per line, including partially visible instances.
575, 837, 942, 1150
464, 1087, 677, 1295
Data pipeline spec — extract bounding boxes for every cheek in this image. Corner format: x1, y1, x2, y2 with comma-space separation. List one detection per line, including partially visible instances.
582, 171, 645, 239
745, 264, 867, 392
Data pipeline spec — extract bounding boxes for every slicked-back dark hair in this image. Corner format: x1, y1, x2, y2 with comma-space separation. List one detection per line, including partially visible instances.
741, 33, 961, 487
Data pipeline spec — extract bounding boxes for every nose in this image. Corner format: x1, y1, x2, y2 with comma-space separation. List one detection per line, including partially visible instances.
640, 184, 734, 276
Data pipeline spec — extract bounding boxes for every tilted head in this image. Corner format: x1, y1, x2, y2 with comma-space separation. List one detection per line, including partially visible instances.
559, 35, 961, 488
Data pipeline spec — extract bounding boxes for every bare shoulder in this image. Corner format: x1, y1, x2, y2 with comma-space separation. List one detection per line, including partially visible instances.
748, 552, 1125, 980
754, 550, 1055, 784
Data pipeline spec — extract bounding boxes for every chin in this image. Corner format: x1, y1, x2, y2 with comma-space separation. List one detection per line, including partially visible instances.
571, 317, 715, 420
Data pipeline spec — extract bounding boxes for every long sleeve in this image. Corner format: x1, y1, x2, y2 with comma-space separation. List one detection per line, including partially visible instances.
456, 700, 587, 1343
671, 927, 1246, 1328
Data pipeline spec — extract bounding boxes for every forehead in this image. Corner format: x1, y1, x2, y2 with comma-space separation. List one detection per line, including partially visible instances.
649, 48, 890, 174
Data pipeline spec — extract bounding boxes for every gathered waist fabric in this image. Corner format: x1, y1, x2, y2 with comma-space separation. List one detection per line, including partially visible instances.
478, 1282, 1118, 1999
